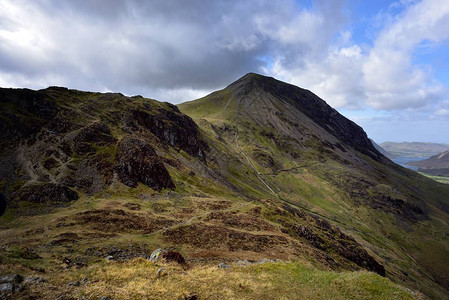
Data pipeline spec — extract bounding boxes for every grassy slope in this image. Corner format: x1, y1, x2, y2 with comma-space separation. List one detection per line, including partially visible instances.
0, 191, 416, 300
3, 259, 417, 300
419, 172, 449, 184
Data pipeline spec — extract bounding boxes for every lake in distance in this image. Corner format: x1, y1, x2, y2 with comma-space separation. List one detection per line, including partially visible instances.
391, 156, 429, 171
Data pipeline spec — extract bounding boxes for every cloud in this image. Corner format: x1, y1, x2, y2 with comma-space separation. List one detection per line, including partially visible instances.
0, 0, 352, 100
435, 100, 449, 116
0, 0, 274, 96
0, 0, 448, 115
272, 42, 366, 109
271, 0, 449, 112
363, 0, 449, 110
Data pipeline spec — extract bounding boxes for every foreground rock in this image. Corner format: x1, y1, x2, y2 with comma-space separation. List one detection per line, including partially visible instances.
0, 274, 46, 297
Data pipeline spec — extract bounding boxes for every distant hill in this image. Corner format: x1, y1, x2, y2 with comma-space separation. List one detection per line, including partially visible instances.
380, 142, 449, 158
408, 150, 449, 176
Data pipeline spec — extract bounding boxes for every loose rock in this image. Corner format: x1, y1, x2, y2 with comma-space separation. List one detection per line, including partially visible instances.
0, 274, 24, 296
149, 249, 186, 265
218, 263, 230, 269
67, 281, 80, 287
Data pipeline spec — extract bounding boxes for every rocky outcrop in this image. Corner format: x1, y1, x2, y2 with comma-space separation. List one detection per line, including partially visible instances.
133, 108, 208, 158
16, 183, 79, 204
0, 88, 58, 150
72, 122, 117, 155
115, 137, 175, 191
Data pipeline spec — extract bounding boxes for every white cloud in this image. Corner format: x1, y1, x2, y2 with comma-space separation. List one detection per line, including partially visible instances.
273, 43, 366, 109
271, 0, 449, 113
362, 0, 449, 110
0, 0, 282, 98
435, 100, 449, 116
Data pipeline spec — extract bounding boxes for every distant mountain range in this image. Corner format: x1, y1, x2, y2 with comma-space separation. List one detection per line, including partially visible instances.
379, 141, 449, 158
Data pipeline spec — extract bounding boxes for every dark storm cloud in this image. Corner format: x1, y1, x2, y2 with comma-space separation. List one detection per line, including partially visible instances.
1, 0, 314, 97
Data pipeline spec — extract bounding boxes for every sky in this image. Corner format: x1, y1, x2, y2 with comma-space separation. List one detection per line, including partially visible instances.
0, 0, 449, 144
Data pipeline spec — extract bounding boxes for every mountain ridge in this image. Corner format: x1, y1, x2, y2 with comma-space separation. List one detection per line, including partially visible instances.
1, 74, 449, 299
180, 73, 381, 162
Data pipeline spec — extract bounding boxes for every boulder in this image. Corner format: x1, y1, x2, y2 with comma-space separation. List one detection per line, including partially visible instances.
0, 283, 14, 294
149, 248, 163, 262
16, 183, 79, 204
0, 274, 24, 285
156, 268, 167, 278
0, 274, 24, 296
149, 249, 186, 265
217, 262, 230, 269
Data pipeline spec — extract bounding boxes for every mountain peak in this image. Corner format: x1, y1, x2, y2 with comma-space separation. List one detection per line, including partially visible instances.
226, 72, 273, 90
234, 72, 270, 82
180, 74, 382, 161
227, 72, 293, 92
